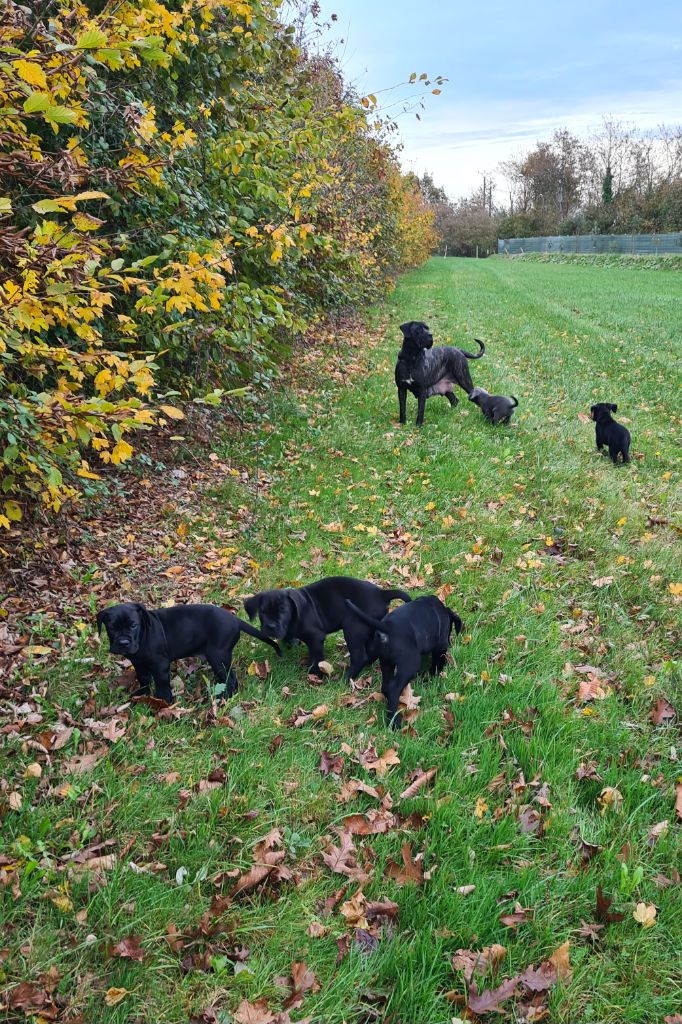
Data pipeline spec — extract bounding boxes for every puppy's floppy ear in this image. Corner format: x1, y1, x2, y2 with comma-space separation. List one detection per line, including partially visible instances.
610, 403, 617, 412
96, 608, 110, 635
243, 595, 260, 621
399, 321, 415, 337
132, 601, 152, 626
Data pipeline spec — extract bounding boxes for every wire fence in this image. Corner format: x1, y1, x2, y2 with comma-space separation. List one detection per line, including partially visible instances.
498, 232, 682, 256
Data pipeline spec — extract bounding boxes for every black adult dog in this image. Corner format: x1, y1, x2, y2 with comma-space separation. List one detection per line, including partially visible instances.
244, 576, 411, 679
591, 403, 631, 464
345, 595, 463, 728
96, 602, 281, 703
395, 320, 485, 426
469, 387, 518, 425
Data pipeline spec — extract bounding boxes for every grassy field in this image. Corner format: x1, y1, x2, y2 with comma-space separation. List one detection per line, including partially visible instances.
2, 256, 682, 1024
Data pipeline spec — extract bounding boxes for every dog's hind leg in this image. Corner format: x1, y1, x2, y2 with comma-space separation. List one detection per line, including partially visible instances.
609, 445, 621, 464
429, 649, 448, 676
343, 626, 371, 681
207, 649, 237, 697
444, 391, 458, 408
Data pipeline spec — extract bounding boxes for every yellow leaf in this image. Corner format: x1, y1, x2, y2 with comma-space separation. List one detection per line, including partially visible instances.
104, 988, 128, 1007
51, 894, 73, 913
4, 500, 22, 522
25, 645, 53, 657
633, 902, 657, 928
24, 763, 42, 778
597, 786, 623, 816
0, 197, 12, 215
9, 792, 22, 811
73, 190, 110, 201
474, 797, 488, 819
72, 212, 104, 232
317, 660, 333, 676
159, 405, 185, 420
77, 462, 101, 480
111, 440, 133, 465
16, 60, 48, 89
669, 583, 682, 596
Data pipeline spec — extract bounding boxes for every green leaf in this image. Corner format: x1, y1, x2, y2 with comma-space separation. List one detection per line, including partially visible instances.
23, 92, 51, 114
110, 258, 124, 271
32, 199, 63, 213
47, 467, 63, 488
76, 29, 109, 48
44, 105, 79, 125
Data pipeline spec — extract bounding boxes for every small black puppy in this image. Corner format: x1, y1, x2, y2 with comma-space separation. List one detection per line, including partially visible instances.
244, 576, 411, 679
97, 602, 281, 703
590, 403, 631, 464
395, 320, 485, 426
469, 387, 518, 425
345, 595, 463, 728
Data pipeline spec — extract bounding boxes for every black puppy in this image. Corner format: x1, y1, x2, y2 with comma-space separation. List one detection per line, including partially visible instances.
395, 320, 485, 426
96, 602, 281, 704
244, 576, 411, 679
469, 387, 518, 425
345, 595, 463, 728
590, 403, 631, 464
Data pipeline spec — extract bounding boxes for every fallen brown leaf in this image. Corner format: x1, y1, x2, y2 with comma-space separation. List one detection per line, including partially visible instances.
384, 842, 423, 886
650, 696, 676, 726
319, 750, 344, 776
499, 903, 534, 929
111, 935, 145, 962
399, 767, 437, 800
321, 830, 371, 883
595, 884, 625, 924
467, 977, 519, 1014
233, 999, 275, 1024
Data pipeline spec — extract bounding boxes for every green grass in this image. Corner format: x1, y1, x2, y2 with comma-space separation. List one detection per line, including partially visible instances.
3, 256, 682, 1024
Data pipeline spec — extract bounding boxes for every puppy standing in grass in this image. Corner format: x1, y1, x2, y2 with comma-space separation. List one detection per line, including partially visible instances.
345, 595, 463, 728
244, 576, 411, 680
395, 320, 485, 426
97, 602, 281, 704
591, 403, 631, 464
469, 387, 518, 425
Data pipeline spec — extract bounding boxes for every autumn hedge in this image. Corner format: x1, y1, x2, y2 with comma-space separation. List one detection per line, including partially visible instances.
0, 0, 436, 522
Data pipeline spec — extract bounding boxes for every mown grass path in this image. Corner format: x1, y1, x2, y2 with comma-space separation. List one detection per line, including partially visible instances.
3, 257, 682, 1024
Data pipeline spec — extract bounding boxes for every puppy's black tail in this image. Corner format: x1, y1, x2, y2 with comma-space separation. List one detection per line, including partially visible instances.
462, 338, 485, 360
237, 618, 282, 657
382, 588, 411, 604
510, 396, 519, 408
622, 438, 631, 464
448, 610, 463, 634
345, 599, 384, 630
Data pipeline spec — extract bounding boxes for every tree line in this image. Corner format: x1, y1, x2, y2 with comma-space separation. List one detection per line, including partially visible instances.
420, 120, 682, 255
